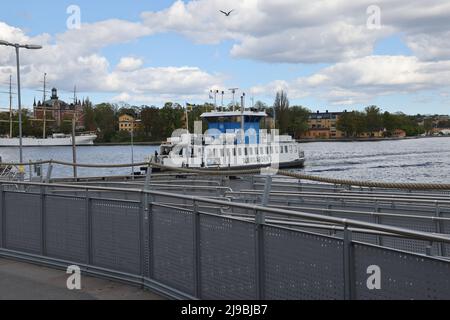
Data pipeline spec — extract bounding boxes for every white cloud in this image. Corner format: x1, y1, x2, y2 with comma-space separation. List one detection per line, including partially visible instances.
250, 56, 450, 105
0, 19, 223, 104
116, 57, 144, 72
141, 0, 450, 63
2, 1, 450, 108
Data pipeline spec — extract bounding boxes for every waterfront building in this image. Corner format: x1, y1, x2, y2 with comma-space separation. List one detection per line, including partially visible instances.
301, 110, 344, 139
33, 88, 85, 129
119, 114, 142, 132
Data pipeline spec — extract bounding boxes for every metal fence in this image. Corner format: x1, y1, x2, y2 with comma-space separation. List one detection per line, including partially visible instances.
1, 180, 450, 300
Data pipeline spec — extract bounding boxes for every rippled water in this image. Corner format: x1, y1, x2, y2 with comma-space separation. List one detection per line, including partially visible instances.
299, 137, 450, 183
0, 145, 159, 178
0, 137, 449, 183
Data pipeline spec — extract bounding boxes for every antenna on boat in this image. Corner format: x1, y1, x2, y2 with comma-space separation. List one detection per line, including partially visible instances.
229, 88, 239, 111
221, 91, 225, 111
240, 93, 246, 142
210, 89, 219, 111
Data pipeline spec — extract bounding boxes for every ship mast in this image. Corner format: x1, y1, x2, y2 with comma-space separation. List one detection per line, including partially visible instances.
229, 88, 239, 111
9, 75, 13, 138
42, 73, 47, 139
36, 73, 49, 139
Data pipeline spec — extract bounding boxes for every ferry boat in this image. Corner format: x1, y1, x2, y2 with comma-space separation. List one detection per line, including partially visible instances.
150, 108, 305, 171
0, 133, 97, 147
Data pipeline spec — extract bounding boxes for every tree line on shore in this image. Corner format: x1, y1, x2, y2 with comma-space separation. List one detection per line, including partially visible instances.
337, 106, 427, 137
0, 91, 444, 141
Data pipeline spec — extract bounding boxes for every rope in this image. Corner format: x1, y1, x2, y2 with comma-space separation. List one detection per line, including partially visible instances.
2, 159, 450, 190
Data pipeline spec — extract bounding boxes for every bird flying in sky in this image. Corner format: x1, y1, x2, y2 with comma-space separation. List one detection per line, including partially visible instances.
220, 10, 234, 16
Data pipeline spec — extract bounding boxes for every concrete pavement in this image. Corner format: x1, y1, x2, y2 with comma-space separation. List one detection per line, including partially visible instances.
0, 258, 166, 300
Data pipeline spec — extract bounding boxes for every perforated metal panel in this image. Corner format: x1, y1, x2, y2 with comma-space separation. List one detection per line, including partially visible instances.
353, 243, 450, 300
200, 215, 257, 300
440, 220, 450, 256
329, 211, 378, 245
379, 216, 439, 255
91, 199, 141, 274
4, 192, 41, 254
264, 226, 345, 300
45, 195, 87, 263
151, 206, 195, 295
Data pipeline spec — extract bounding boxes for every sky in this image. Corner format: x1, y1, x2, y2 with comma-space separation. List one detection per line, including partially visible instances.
0, 0, 449, 114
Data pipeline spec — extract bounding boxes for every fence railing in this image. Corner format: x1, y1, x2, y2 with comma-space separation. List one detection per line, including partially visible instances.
0, 179, 450, 299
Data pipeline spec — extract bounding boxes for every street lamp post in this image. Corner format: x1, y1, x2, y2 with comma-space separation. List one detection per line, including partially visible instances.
0, 40, 42, 165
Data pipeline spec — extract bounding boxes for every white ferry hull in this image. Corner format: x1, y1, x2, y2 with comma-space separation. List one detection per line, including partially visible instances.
150, 158, 305, 173
0, 135, 97, 147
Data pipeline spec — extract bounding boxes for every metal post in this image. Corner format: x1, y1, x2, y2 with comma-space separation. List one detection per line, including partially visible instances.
15, 46, 23, 166
192, 201, 202, 298
131, 119, 135, 180
46, 162, 53, 183
72, 117, 78, 179
140, 192, 149, 278
40, 185, 47, 256
148, 193, 154, 280
85, 188, 92, 264
374, 202, 383, 246
261, 175, 272, 207
343, 225, 354, 300
255, 209, 266, 300
9, 75, 13, 139
435, 203, 444, 257
28, 160, 32, 181
143, 190, 151, 279
144, 165, 152, 191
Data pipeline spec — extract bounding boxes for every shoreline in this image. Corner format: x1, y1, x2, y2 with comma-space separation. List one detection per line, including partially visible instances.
298, 135, 449, 143
92, 135, 450, 146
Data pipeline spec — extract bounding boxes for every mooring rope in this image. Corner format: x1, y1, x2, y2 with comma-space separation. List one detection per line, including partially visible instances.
2, 159, 450, 190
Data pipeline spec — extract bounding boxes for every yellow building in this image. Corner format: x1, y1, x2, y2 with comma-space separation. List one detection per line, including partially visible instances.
301, 111, 344, 139
119, 114, 142, 132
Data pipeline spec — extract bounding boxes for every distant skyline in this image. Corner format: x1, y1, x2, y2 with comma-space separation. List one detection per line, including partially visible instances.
0, 0, 450, 114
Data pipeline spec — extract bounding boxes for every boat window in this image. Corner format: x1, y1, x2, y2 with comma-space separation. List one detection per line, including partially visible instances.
285, 146, 288, 153
233, 148, 236, 157
281, 146, 284, 154
221, 149, 224, 157
266, 147, 269, 154
213, 149, 217, 157
289, 145, 293, 153
245, 148, 248, 156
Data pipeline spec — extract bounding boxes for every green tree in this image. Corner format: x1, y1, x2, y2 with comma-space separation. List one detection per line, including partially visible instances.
94, 103, 117, 142
423, 118, 433, 134
83, 104, 96, 132
287, 106, 310, 139
365, 106, 383, 136
273, 91, 290, 134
